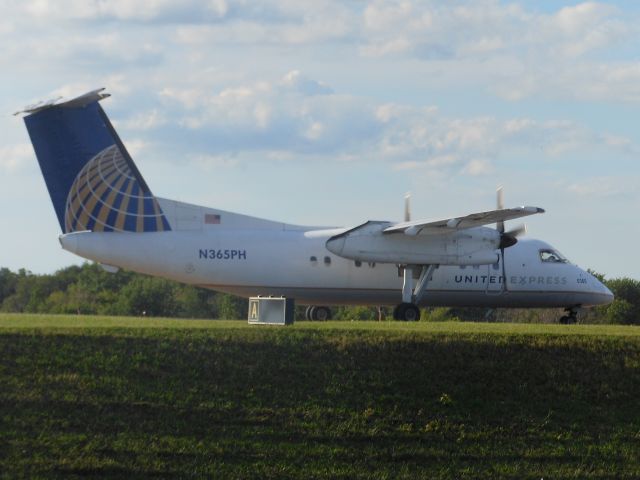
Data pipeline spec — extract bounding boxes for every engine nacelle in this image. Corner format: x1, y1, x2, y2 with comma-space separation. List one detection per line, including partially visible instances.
326, 221, 501, 265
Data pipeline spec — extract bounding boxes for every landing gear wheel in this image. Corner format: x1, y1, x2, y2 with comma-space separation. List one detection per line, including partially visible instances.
393, 303, 420, 321
559, 314, 578, 325
313, 306, 331, 321
305, 306, 314, 321
307, 306, 331, 321
559, 307, 579, 325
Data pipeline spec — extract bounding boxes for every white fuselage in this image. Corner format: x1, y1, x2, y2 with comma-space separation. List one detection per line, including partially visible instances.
59, 214, 613, 309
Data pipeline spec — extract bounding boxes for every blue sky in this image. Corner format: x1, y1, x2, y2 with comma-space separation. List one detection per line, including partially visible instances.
1, 0, 639, 279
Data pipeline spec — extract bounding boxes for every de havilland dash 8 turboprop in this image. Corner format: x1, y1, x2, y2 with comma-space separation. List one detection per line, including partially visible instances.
18, 89, 613, 323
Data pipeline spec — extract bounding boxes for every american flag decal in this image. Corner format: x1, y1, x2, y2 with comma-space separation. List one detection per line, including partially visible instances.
205, 213, 221, 224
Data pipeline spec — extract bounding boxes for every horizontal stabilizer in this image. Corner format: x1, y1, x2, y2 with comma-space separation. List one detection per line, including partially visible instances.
384, 206, 544, 235
14, 88, 110, 116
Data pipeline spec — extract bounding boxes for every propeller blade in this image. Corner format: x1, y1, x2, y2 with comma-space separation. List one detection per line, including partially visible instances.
404, 192, 411, 222
496, 186, 504, 233
505, 223, 527, 238
501, 248, 508, 293
497, 187, 510, 293
499, 224, 526, 250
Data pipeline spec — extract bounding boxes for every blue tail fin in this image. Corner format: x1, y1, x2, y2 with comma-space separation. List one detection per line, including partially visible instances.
21, 89, 171, 234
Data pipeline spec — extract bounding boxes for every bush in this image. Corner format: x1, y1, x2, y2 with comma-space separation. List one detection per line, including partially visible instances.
605, 299, 635, 325
421, 307, 457, 322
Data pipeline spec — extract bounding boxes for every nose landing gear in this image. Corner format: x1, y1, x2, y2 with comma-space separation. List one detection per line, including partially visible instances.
392, 264, 436, 321
559, 306, 580, 324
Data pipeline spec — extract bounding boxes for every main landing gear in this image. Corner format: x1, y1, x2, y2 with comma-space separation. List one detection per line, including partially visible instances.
559, 306, 580, 324
393, 265, 437, 321
393, 303, 420, 321
305, 305, 332, 321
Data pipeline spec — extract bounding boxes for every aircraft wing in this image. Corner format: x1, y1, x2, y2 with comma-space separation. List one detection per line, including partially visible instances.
383, 206, 544, 235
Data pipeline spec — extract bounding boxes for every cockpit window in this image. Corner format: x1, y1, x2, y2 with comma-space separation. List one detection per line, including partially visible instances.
539, 249, 568, 264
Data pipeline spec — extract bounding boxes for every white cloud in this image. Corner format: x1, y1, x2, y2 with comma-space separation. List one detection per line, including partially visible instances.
159, 87, 203, 110
0, 144, 32, 172
123, 140, 149, 158
191, 153, 240, 170
280, 70, 333, 96
253, 103, 271, 130
3, 5, 639, 177
363, 1, 416, 32
170, 2, 354, 46
373, 106, 637, 175
356, 1, 639, 103
152, 72, 380, 154
462, 159, 493, 176
3, 1, 639, 105
552, 2, 617, 37
567, 176, 636, 198
113, 69, 639, 180
304, 121, 325, 141
123, 110, 167, 130
360, 1, 625, 62
0, 21, 13, 34
360, 37, 412, 57
21, 0, 229, 22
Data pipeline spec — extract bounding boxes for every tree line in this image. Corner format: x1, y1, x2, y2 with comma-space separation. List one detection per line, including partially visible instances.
0, 264, 638, 323
0, 264, 245, 319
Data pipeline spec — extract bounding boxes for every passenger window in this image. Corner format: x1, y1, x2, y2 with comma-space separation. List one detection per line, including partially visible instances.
310, 256, 317, 265
355, 260, 362, 267
324, 256, 331, 265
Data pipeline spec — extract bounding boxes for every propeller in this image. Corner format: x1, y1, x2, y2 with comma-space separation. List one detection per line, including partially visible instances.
404, 192, 411, 222
496, 186, 526, 249
495, 187, 528, 292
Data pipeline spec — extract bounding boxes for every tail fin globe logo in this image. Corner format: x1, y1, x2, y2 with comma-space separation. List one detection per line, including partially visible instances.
65, 145, 170, 233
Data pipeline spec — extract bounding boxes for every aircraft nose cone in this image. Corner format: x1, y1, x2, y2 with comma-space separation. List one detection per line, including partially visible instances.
602, 284, 614, 305
592, 278, 614, 306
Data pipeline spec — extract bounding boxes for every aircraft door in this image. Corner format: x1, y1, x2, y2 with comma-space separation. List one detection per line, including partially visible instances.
485, 252, 504, 295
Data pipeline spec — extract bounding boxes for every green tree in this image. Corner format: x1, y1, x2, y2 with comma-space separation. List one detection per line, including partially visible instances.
216, 294, 247, 320
0, 268, 18, 303
1, 270, 50, 313
173, 285, 218, 318
116, 276, 178, 317
605, 299, 635, 324
604, 278, 640, 325
42, 283, 95, 314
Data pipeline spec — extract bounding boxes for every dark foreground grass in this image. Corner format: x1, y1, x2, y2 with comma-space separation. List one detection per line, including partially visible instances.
1, 315, 640, 479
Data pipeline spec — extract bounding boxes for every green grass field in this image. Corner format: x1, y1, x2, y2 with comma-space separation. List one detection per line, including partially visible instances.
1, 314, 640, 479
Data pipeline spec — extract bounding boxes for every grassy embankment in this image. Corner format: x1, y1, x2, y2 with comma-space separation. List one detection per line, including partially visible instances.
1, 313, 639, 479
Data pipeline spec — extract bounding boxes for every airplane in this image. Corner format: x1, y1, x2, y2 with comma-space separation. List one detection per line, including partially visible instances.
17, 88, 614, 323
